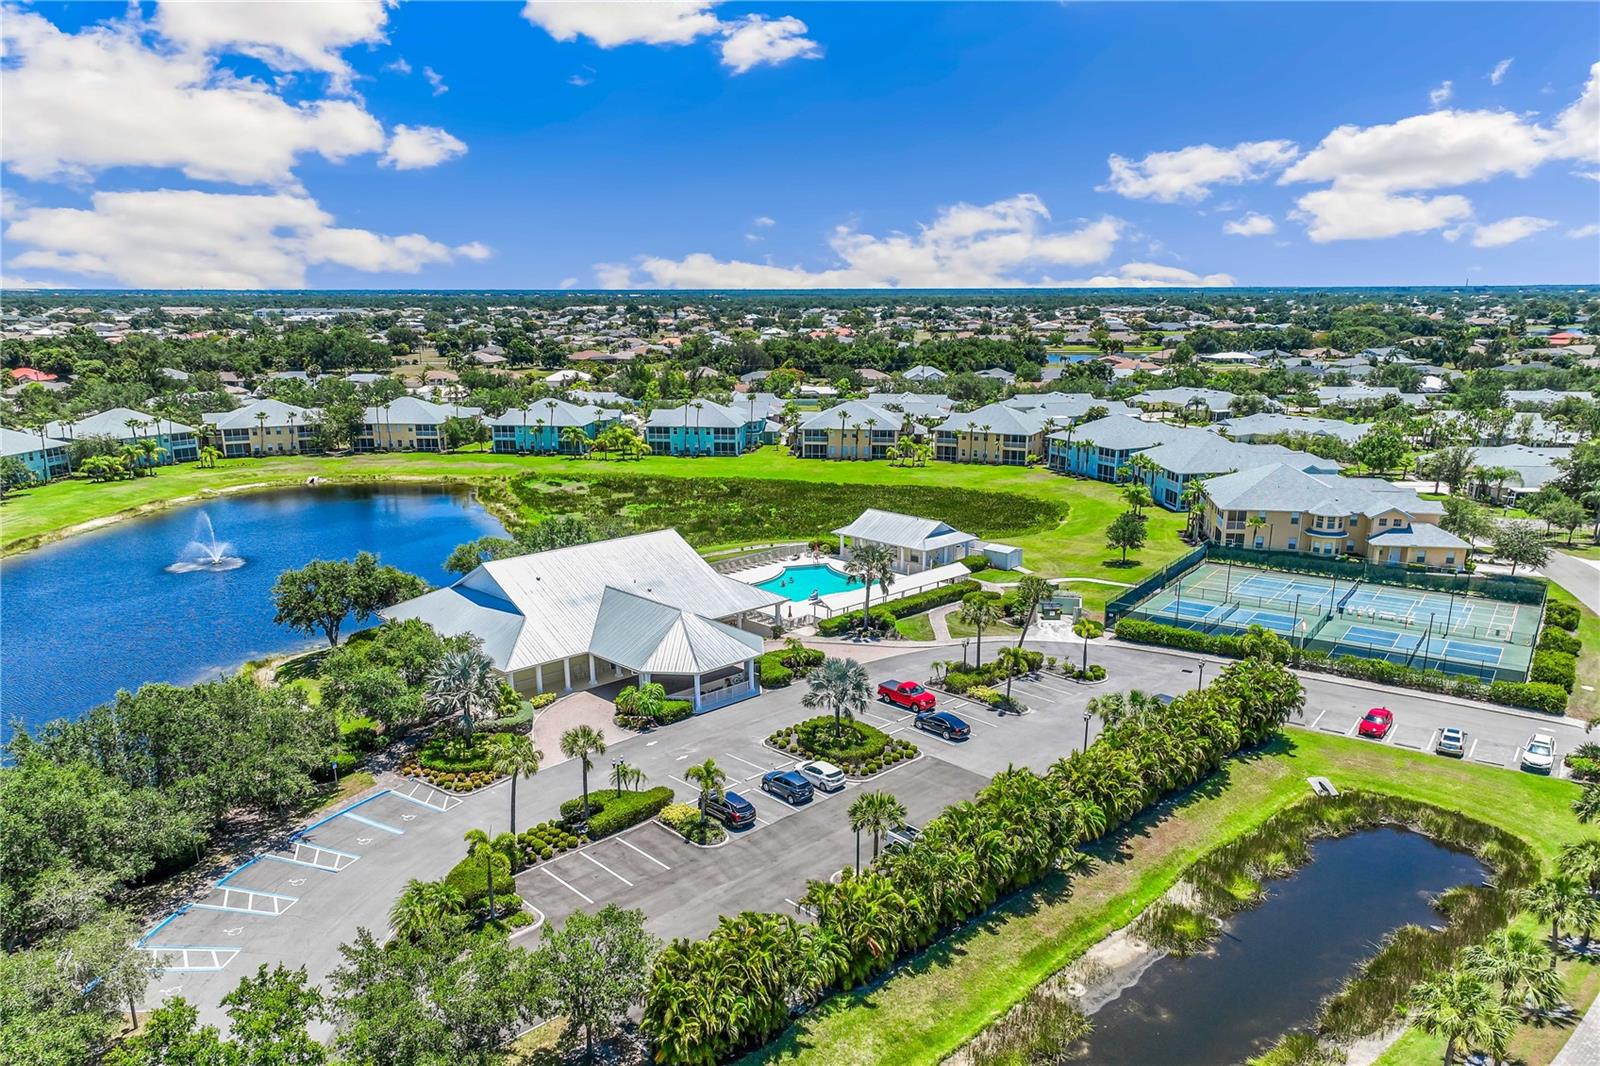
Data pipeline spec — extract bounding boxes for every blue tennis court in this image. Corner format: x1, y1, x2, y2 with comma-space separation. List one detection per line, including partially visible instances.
1224, 606, 1304, 635
1340, 624, 1421, 652
1164, 599, 1231, 624
1231, 574, 1339, 602
1424, 637, 1504, 665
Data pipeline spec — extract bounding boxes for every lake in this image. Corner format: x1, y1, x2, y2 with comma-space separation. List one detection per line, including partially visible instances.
0, 485, 504, 738
1073, 826, 1486, 1064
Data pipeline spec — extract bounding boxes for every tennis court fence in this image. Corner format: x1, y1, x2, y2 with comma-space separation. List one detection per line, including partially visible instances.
1203, 544, 1548, 606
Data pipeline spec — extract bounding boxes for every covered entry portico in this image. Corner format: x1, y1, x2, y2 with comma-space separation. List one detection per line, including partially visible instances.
586, 587, 763, 712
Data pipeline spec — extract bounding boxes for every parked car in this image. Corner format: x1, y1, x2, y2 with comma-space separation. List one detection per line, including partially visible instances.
885, 823, 921, 851
914, 710, 971, 740
1522, 733, 1557, 774
761, 770, 813, 805
1435, 727, 1467, 758
878, 679, 937, 710
1154, 693, 1177, 707
1357, 707, 1394, 740
798, 760, 846, 793
704, 790, 757, 828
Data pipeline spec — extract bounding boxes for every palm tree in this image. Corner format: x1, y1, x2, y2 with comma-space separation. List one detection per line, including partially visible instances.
560, 725, 607, 819
560, 425, 589, 457
462, 828, 503, 922
684, 757, 726, 827
801, 656, 871, 741
609, 758, 644, 795
389, 878, 463, 940
843, 543, 897, 639
1463, 928, 1563, 1010
134, 437, 163, 472
425, 646, 500, 739
1559, 839, 1600, 891
1180, 478, 1209, 539
489, 735, 541, 836
1409, 967, 1517, 1066
199, 444, 222, 469
615, 680, 667, 725
993, 645, 1030, 705
1072, 617, 1104, 674
1573, 782, 1600, 824
850, 791, 906, 866
1121, 479, 1153, 513
1519, 875, 1589, 950
959, 595, 1002, 667
1011, 574, 1054, 650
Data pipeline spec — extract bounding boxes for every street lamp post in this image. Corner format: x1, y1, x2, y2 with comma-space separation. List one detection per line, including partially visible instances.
1082, 710, 1092, 751
1182, 659, 1210, 691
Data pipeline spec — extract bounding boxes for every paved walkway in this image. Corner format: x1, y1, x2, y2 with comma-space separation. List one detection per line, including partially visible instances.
1541, 551, 1600, 615
530, 692, 631, 766
928, 602, 957, 640
1552, 998, 1599, 1066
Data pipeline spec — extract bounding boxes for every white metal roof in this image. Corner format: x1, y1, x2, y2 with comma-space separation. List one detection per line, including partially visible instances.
832, 508, 975, 552
588, 587, 763, 674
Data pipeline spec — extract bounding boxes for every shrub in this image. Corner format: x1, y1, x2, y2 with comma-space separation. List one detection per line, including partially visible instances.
1530, 650, 1577, 692
1114, 618, 1247, 658
656, 699, 694, 725
792, 717, 893, 764
757, 659, 794, 688
417, 732, 514, 773
562, 786, 675, 838
338, 715, 382, 753
1545, 601, 1581, 631
313, 751, 358, 782
658, 803, 702, 832
942, 669, 979, 693
817, 580, 981, 636
444, 850, 514, 908
960, 554, 988, 572
966, 685, 1002, 707
528, 692, 558, 710
477, 702, 536, 735
1538, 627, 1582, 655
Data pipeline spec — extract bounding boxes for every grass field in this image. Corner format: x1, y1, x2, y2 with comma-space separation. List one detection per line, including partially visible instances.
1547, 584, 1600, 721
0, 447, 1189, 617
746, 731, 1582, 1066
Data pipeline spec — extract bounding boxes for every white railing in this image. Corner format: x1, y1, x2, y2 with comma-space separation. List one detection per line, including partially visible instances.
684, 680, 759, 714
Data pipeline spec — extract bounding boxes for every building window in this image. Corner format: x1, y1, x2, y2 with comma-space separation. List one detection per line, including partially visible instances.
1445, 554, 1456, 565
1286, 539, 1297, 550
1346, 541, 1355, 552
1378, 518, 1388, 527
1415, 552, 1427, 564
1290, 512, 1300, 525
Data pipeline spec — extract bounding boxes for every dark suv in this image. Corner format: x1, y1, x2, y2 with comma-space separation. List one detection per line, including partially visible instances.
761, 769, 814, 805
704, 790, 757, 828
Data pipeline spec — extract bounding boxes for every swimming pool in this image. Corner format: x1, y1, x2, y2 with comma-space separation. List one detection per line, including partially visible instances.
753, 563, 861, 601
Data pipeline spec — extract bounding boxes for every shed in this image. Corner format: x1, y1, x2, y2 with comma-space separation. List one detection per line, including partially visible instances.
982, 543, 1023, 570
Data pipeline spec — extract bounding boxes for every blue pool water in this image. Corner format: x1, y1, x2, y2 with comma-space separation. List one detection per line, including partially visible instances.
754, 563, 860, 601
1, 485, 504, 737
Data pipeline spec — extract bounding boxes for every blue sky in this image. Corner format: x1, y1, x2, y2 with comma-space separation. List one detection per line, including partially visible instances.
2, 2, 1596, 289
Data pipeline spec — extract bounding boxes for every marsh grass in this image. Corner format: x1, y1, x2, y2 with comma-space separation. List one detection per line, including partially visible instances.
965, 993, 1092, 1066
1132, 901, 1220, 956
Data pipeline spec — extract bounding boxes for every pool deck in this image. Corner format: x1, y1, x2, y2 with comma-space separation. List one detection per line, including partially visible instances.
726, 556, 971, 623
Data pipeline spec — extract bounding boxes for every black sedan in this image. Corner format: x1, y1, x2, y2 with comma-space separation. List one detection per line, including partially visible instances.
914, 710, 971, 740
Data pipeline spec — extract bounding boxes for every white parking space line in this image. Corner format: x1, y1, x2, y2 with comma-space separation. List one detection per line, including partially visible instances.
1344, 719, 1361, 737
580, 851, 634, 887
542, 866, 594, 904
1426, 728, 1440, 752
615, 836, 670, 870
1467, 737, 1480, 760
1020, 677, 1081, 702
723, 752, 768, 772
743, 787, 793, 810
1310, 709, 1327, 729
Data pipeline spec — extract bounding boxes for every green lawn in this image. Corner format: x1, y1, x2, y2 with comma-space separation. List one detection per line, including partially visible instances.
893, 614, 936, 641
747, 731, 1582, 1066
1, 448, 1190, 618
1547, 584, 1600, 721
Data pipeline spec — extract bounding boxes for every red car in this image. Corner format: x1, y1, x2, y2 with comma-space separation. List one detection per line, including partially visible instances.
878, 679, 936, 711
1357, 707, 1394, 740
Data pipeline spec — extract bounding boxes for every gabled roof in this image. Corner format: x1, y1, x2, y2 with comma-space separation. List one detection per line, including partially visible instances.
588, 587, 763, 674
1002, 394, 1134, 420
1049, 413, 1191, 451
1130, 387, 1244, 413
798, 400, 904, 432
1216, 413, 1373, 445
46, 407, 198, 439
487, 399, 612, 429
201, 398, 314, 430
363, 396, 482, 425
1201, 464, 1442, 519
936, 402, 1047, 436
832, 508, 974, 551
0, 426, 68, 456
1367, 525, 1472, 549
643, 401, 754, 430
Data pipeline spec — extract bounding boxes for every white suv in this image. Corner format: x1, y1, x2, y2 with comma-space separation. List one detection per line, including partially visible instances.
1521, 733, 1557, 774
798, 760, 846, 792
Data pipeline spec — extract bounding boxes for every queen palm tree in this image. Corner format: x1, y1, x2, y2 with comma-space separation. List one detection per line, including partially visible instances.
1011, 574, 1054, 650
958, 595, 1002, 667
684, 757, 727, 828
850, 790, 906, 865
843, 543, 897, 638
614, 680, 667, 725
560, 725, 607, 819
995, 645, 1031, 704
1121, 479, 1153, 513
1180, 478, 1209, 539
425, 646, 500, 739
609, 758, 645, 796
199, 444, 222, 469
489, 735, 541, 836
389, 878, 464, 940
801, 656, 871, 741
560, 425, 589, 457
1246, 513, 1269, 549
1409, 967, 1516, 1066
1072, 617, 1104, 674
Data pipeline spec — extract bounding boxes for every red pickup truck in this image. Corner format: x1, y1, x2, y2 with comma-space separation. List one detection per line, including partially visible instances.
877, 679, 937, 710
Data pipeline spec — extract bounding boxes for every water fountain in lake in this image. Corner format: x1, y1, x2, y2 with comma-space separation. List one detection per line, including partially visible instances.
166, 511, 245, 573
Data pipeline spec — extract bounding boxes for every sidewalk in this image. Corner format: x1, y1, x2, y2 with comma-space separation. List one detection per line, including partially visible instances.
1552, 1000, 1599, 1066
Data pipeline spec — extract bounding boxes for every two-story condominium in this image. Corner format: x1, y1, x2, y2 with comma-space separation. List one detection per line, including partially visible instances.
489, 400, 619, 454
833, 508, 978, 574
1503, 389, 1594, 408
1002, 393, 1137, 423
1198, 463, 1470, 571
866, 393, 954, 423
1451, 443, 1573, 504
355, 397, 483, 452
1129, 387, 1250, 421
644, 401, 763, 456
201, 399, 317, 457
1315, 384, 1427, 408
45, 407, 201, 465
1, 426, 71, 481
1215, 413, 1374, 446
934, 403, 1049, 464
794, 400, 906, 459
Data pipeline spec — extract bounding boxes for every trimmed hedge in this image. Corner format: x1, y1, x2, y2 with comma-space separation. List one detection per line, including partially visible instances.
817, 580, 981, 637
477, 702, 536, 735
1538, 628, 1582, 656
1531, 650, 1578, 693
561, 786, 675, 838
1546, 601, 1581, 632
792, 717, 892, 763
942, 649, 1045, 694
754, 645, 826, 689
960, 554, 988, 572
444, 849, 514, 907
1114, 618, 1570, 715
417, 732, 517, 773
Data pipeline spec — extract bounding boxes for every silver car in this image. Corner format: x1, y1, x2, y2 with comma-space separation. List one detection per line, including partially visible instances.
1521, 733, 1556, 774
798, 760, 846, 792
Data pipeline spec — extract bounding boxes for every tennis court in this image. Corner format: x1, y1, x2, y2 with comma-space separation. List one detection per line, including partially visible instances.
1117, 559, 1537, 682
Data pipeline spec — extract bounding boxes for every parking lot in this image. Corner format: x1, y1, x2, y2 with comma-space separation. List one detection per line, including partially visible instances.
1302, 704, 1569, 775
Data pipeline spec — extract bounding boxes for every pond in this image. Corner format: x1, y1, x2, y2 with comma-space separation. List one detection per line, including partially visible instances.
1072, 826, 1486, 1064
1, 485, 505, 738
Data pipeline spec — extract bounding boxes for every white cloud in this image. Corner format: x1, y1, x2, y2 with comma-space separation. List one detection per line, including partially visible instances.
385, 56, 413, 75
3, 189, 481, 288
521, 2, 723, 48
1490, 58, 1513, 86
1459, 216, 1555, 247
381, 125, 469, 170
593, 194, 1164, 288
0, 274, 73, 290
154, 0, 389, 89
1429, 81, 1453, 108
559, 276, 580, 289
568, 66, 595, 86
1280, 62, 1600, 241
1223, 213, 1276, 237
1050, 262, 1237, 288
423, 66, 449, 95
718, 15, 820, 74
0, 7, 386, 185
1568, 223, 1600, 240
1101, 140, 1300, 203
454, 241, 494, 261
753, 215, 776, 227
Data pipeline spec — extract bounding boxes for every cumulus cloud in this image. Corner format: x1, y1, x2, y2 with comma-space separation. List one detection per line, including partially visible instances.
521, 1, 820, 74
753, 215, 776, 227
1429, 80, 1453, 108
1448, 216, 1556, 248
1568, 223, 1600, 240
1053, 262, 1237, 288
381, 125, 469, 170
0, 6, 386, 185
588, 193, 1195, 288
3, 189, 482, 288
1100, 140, 1300, 203
423, 66, 449, 95
1490, 58, 1513, 86
1280, 62, 1599, 241
719, 15, 821, 73
1223, 213, 1277, 237
154, 0, 390, 89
